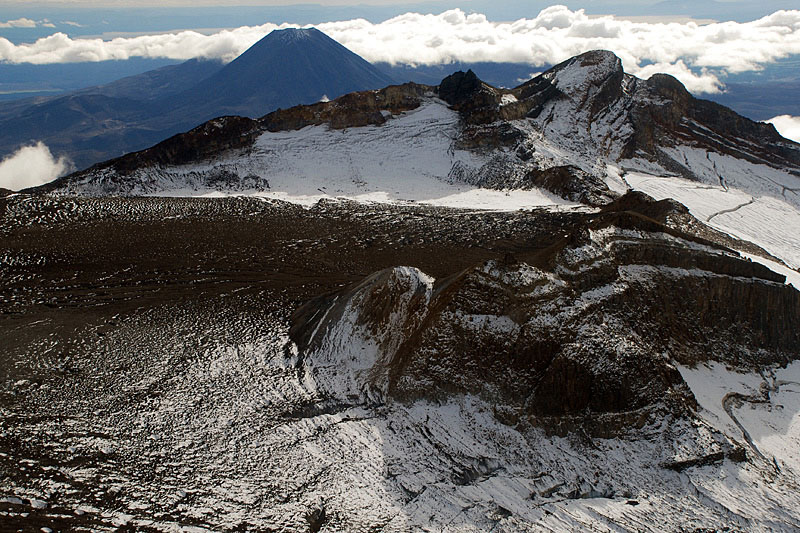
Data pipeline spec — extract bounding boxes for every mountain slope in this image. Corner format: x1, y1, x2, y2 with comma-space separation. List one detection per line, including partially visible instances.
80, 58, 225, 102
51, 50, 800, 200
0, 59, 226, 170
6, 52, 800, 530
0, 28, 395, 171
285, 193, 800, 529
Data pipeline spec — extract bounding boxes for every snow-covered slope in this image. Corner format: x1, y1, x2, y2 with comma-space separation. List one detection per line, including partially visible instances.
53, 99, 569, 210
626, 172, 800, 269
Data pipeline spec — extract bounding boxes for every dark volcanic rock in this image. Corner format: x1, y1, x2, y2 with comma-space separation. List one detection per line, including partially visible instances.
36, 115, 262, 193
520, 165, 615, 206
625, 73, 800, 173
115, 116, 261, 172
292, 193, 800, 436
439, 70, 507, 125
439, 70, 482, 107
261, 83, 431, 132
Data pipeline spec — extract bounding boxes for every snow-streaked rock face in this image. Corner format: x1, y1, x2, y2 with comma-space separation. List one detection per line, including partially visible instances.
45, 50, 799, 207
280, 202, 800, 530
291, 266, 434, 404
49, 99, 573, 210
292, 197, 799, 433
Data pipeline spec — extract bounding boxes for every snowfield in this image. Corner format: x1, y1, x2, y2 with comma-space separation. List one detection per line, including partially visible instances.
146, 101, 573, 211
626, 172, 800, 270
678, 361, 800, 483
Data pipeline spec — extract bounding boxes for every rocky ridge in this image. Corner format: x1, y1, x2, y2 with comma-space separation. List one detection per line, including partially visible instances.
291, 192, 799, 438
40, 50, 800, 213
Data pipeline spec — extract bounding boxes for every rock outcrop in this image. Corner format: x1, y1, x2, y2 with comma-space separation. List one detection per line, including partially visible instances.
261, 82, 431, 131
292, 192, 800, 436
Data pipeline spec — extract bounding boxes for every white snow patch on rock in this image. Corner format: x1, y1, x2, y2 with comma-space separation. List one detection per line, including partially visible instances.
132, 100, 575, 211
627, 172, 800, 269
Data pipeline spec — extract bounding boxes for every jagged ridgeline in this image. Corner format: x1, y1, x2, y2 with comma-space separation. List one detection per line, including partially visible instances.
41, 50, 800, 207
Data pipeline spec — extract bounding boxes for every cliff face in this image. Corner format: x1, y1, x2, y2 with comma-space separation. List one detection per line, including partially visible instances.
291, 192, 800, 436
623, 73, 800, 174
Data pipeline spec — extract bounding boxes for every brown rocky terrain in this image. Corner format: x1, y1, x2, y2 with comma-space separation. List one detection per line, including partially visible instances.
291, 192, 799, 438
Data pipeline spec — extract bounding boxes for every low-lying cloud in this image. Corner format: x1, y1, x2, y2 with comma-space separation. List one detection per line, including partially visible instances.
0, 142, 72, 191
0, 18, 54, 29
765, 115, 800, 143
2, 6, 800, 94
0, 18, 37, 28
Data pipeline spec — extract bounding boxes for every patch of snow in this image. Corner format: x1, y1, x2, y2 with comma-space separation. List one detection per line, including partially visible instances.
500, 93, 518, 106
656, 145, 800, 210
135, 100, 573, 211
604, 164, 629, 195
678, 361, 800, 478
29, 499, 47, 509
626, 172, 800, 269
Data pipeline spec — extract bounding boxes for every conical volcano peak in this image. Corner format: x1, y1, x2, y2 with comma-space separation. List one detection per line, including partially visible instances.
262, 27, 322, 45
244, 26, 339, 56
152, 26, 394, 125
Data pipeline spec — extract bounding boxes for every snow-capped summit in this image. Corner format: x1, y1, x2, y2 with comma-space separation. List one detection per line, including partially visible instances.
542, 49, 623, 95
266, 27, 318, 44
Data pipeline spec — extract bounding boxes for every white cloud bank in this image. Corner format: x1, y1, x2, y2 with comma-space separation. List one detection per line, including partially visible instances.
2, 6, 800, 93
0, 142, 72, 191
765, 115, 800, 143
